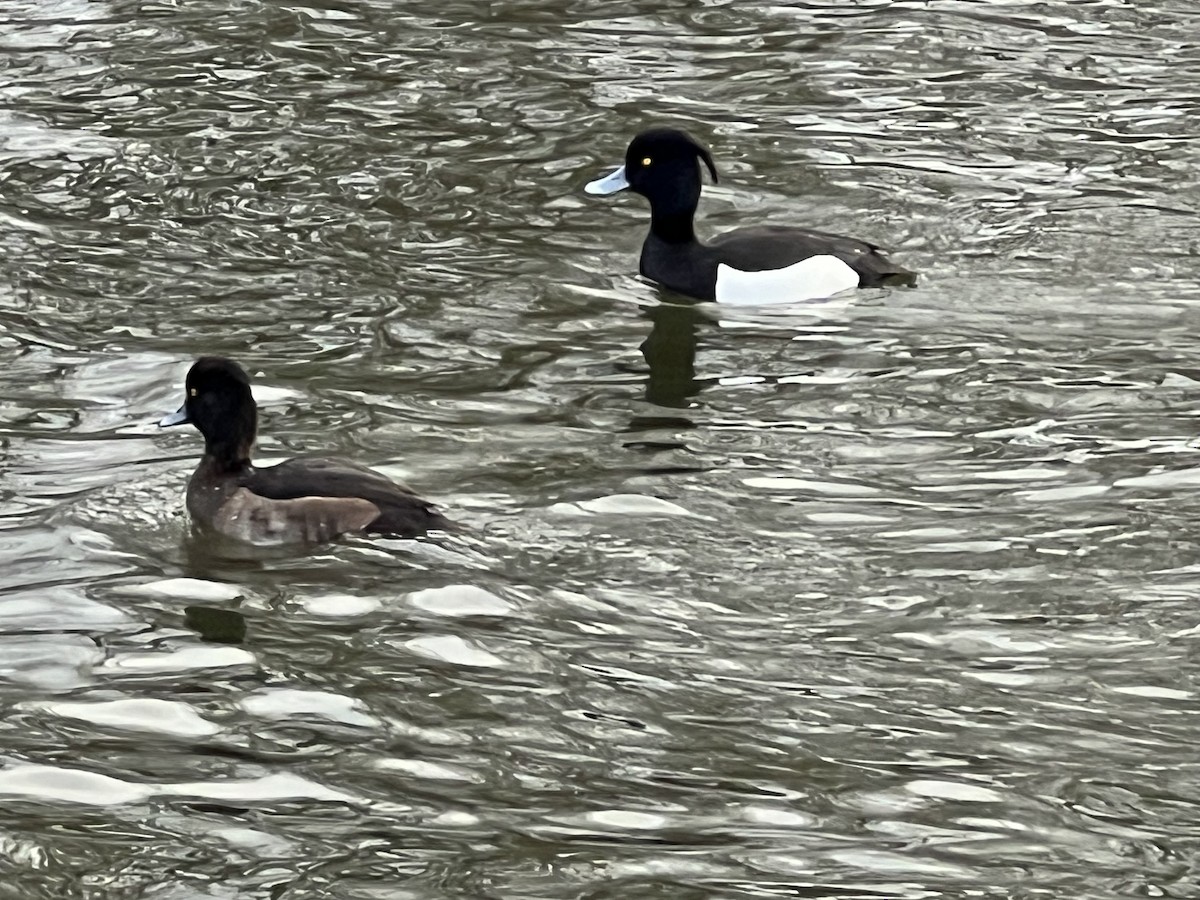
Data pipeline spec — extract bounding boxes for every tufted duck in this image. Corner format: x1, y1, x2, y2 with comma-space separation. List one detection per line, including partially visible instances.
586, 127, 915, 305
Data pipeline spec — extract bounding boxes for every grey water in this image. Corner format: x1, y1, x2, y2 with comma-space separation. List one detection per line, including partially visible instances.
2, 0, 1200, 897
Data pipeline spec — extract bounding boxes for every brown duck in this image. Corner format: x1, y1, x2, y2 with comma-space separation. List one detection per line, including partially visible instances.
159, 357, 453, 544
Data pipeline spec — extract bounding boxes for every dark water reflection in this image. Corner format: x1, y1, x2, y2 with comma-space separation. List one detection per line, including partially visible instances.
641, 303, 704, 408
4, 0, 1200, 897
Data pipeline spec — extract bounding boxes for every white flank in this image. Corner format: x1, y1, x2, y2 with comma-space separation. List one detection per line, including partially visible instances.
714, 255, 859, 306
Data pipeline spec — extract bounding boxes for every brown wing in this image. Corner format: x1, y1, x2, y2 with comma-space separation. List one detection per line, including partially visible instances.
241, 456, 452, 537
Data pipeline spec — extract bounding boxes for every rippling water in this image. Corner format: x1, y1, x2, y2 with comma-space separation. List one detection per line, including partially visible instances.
3, 0, 1200, 896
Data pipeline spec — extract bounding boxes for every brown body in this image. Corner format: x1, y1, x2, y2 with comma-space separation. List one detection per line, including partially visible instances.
185, 459, 377, 544
162, 357, 452, 546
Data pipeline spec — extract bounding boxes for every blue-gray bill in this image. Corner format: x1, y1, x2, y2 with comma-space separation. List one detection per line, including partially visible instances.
585, 165, 629, 195
159, 406, 189, 427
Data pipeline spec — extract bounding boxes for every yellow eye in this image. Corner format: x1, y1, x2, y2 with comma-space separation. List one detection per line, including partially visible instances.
189, 388, 198, 397
641, 156, 652, 166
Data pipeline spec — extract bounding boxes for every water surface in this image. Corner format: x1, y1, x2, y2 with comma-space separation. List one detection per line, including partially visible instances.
3, 1, 1200, 897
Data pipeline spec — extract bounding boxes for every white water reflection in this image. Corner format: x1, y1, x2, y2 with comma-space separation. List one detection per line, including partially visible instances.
30, 697, 220, 737
0, 636, 102, 690
238, 688, 380, 727
0, 764, 355, 806
100, 646, 257, 673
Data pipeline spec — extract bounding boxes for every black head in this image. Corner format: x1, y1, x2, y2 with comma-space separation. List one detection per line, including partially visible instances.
160, 356, 257, 470
586, 127, 719, 240
622, 127, 719, 197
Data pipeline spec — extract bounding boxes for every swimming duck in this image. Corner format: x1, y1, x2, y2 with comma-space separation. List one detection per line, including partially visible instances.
585, 127, 915, 305
159, 357, 452, 544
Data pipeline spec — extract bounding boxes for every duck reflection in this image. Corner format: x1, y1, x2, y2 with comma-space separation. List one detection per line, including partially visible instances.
640, 300, 706, 409
184, 605, 246, 644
